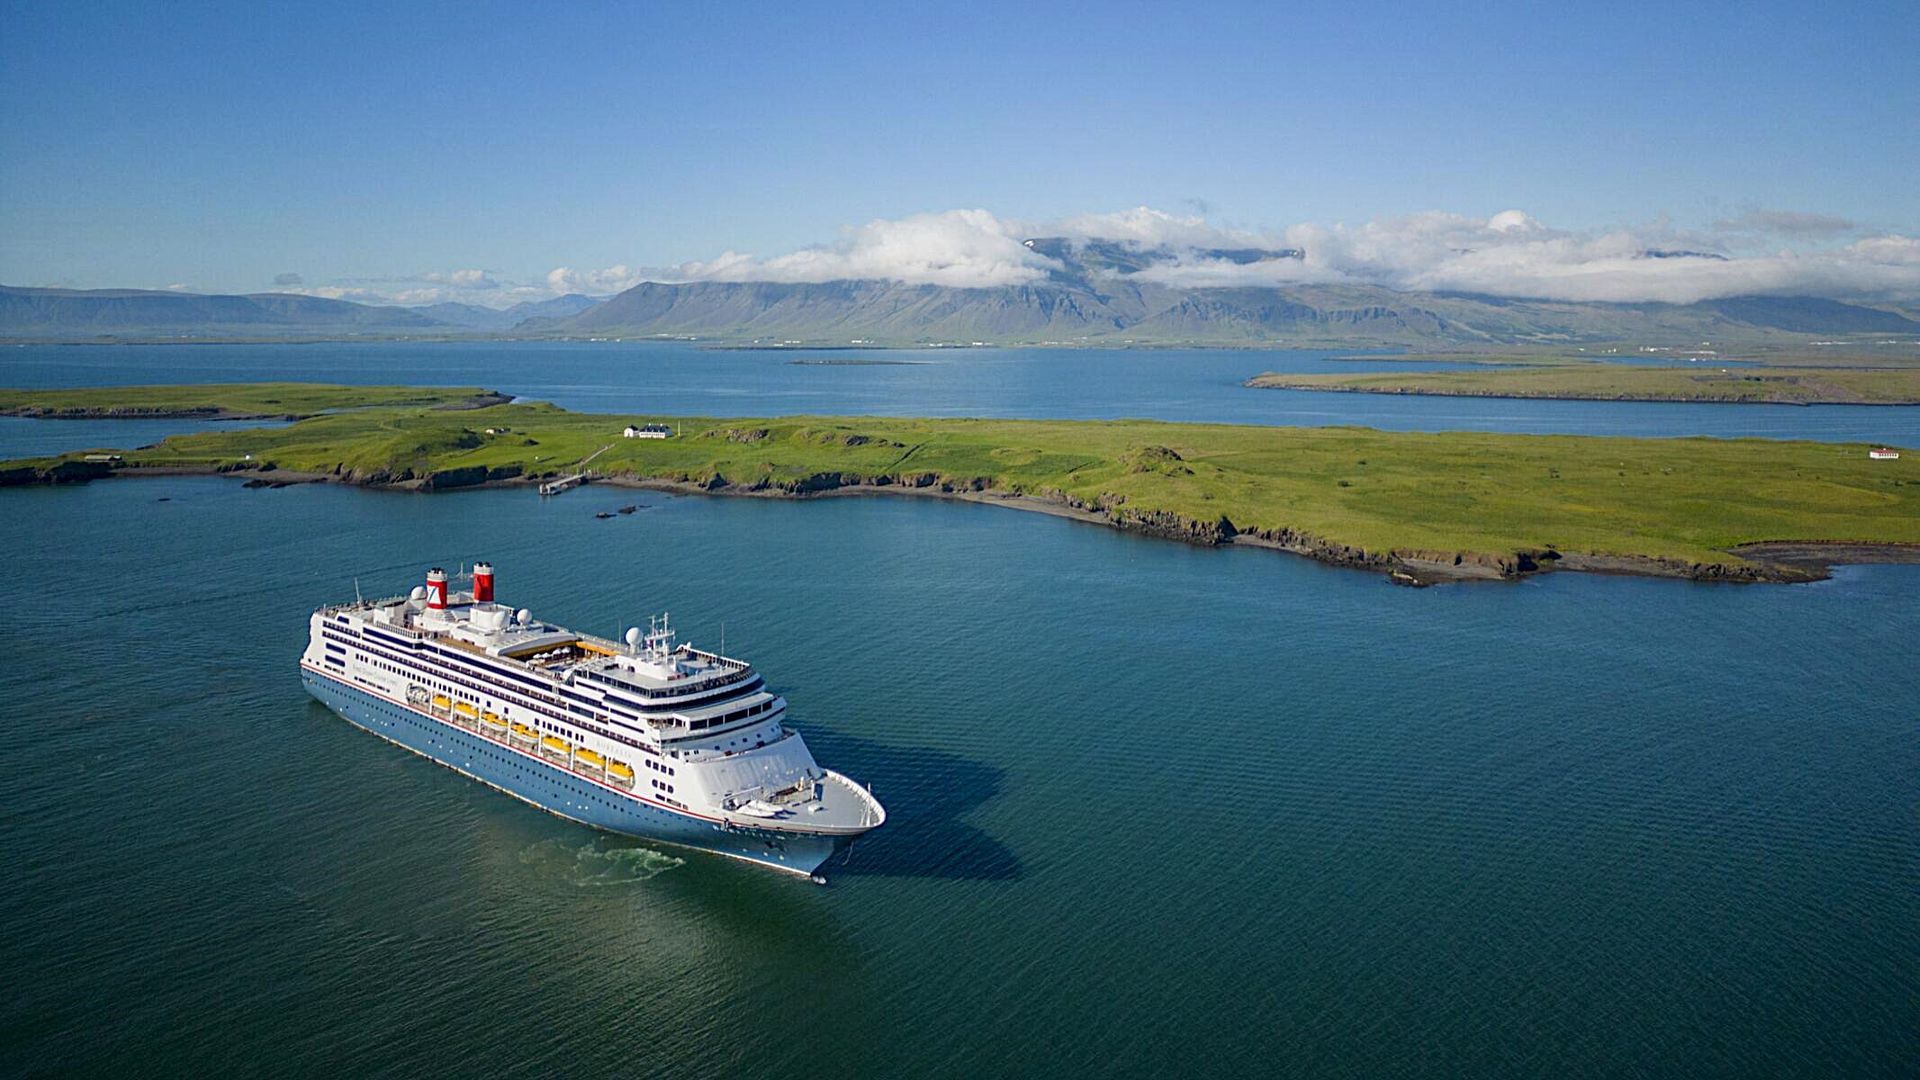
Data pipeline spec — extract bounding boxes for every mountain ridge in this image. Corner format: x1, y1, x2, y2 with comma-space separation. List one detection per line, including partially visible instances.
7, 253, 1920, 347
548, 278, 1920, 348
540, 239, 1920, 347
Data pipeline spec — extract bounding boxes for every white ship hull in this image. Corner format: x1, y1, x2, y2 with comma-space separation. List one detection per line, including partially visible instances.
304, 666, 842, 877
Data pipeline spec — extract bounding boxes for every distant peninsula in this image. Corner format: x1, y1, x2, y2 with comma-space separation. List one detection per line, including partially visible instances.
0, 384, 510, 420
1247, 364, 1920, 405
4, 383, 1915, 587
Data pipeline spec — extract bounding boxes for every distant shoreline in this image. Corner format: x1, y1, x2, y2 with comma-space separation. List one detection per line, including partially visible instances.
1246, 382, 1920, 407
0, 335, 1390, 351
0, 405, 304, 421
1247, 365, 1920, 406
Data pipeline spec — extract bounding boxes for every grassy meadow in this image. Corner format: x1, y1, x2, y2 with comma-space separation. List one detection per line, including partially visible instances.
7, 384, 1915, 570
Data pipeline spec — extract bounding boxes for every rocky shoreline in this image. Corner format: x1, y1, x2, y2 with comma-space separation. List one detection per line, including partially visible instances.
0, 404, 311, 421
12, 457, 1912, 587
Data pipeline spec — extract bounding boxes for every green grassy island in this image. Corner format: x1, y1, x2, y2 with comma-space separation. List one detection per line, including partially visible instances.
4, 384, 1915, 585
1247, 364, 1920, 405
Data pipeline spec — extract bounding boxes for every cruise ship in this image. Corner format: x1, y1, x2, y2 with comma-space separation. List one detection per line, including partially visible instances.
300, 564, 886, 880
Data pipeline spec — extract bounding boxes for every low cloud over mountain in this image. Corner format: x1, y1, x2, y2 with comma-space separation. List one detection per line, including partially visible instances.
634, 206, 1920, 306
171, 205, 1920, 313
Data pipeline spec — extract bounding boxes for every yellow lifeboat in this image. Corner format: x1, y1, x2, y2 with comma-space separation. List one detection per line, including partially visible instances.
453, 701, 478, 718
575, 748, 606, 768
431, 695, 451, 710
607, 761, 634, 784
510, 722, 536, 740
481, 711, 505, 729
541, 735, 570, 755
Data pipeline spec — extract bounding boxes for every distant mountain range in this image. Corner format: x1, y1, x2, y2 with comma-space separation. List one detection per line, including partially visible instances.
0, 286, 450, 336
406, 293, 602, 330
0, 286, 602, 339
536, 240, 1920, 346
542, 279, 1920, 351
7, 240, 1919, 347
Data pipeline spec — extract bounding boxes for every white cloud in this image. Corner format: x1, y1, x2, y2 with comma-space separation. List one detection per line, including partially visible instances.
1101, 209, 1920, 303
428, 268, 498, 290
1056, 206, 1260, 248
654, 209, 1056, 288
279, 268, 562, 308
1486, 209, 1542, 234
545, 265, 650, 295
270, 207, 1920, 308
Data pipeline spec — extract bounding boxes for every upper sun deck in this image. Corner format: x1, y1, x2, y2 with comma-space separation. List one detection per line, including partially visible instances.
320, 593, 757, 702
570, 642, 751, 692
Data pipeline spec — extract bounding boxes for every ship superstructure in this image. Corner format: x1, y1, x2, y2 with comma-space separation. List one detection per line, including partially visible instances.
299, 563, 885, 879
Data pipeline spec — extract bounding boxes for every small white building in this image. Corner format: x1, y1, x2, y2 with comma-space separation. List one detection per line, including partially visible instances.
1868, 447, 1900, 460
623, 424, 672, 439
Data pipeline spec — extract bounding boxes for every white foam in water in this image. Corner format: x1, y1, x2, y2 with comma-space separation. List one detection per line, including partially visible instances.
519, 838, 685, 886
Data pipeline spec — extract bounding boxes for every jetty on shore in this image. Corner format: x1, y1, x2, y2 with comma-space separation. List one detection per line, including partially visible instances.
539, 474, 587, 496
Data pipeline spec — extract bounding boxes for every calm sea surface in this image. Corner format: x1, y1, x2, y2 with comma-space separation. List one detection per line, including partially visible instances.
1, 476, 1915, 1077
1, 342, 1914, 460
3, 344, 1917, 1075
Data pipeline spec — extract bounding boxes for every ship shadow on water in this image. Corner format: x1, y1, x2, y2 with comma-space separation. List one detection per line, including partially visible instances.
802, 731, 1023, 882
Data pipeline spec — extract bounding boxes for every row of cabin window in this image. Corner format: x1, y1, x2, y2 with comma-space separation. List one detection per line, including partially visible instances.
351, 632, 662, 752
361, 655, 683, 777
686, 698, 776, 731
356, 647, 651, 754
370, 687, 678, 812
347, 684, 691, 810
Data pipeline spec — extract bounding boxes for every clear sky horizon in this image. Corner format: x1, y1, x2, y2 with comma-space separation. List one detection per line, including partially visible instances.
2, 0, 1915, 305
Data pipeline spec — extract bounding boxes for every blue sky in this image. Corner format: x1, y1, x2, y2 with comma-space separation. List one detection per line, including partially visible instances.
2, 0, 1915, 304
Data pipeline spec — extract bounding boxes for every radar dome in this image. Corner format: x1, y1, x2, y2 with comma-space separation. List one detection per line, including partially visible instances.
516, 608, 532, 625
624, 627, 642, 648
409, 586, 427, 602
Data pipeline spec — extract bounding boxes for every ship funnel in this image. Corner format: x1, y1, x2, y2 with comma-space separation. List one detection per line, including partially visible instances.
473, 562, 495, 603
425, 567, 448, 610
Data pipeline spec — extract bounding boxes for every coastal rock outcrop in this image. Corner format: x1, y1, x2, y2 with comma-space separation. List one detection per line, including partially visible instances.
0, 459, 115, 485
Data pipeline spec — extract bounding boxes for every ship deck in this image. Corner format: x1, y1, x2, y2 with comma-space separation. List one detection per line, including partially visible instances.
719, 770, 886, 835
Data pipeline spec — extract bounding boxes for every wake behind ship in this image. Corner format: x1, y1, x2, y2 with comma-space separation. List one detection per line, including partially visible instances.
300, 564, 885, 879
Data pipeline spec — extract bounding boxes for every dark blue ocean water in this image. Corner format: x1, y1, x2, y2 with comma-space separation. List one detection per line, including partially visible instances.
2, 342, 1914, 460
2, 477, 1915, 1077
